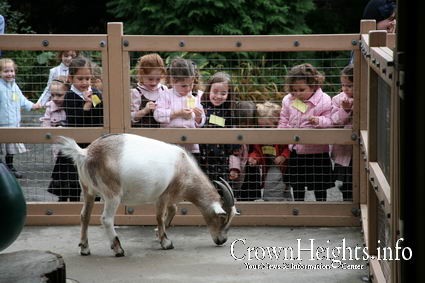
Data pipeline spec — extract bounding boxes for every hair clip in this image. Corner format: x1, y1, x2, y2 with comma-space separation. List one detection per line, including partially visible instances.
52, 79, 66, 83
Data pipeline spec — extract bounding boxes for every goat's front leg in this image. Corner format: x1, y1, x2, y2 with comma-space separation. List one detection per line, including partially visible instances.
79, 184, 95, 256
156, 198, 174, 250
101, 195, 124, 257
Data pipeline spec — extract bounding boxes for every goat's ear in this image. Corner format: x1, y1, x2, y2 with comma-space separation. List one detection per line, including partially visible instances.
212, 202, 227, 216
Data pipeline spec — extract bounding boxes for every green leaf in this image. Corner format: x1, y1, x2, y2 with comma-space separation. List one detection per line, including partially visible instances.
36, 52, 55, 65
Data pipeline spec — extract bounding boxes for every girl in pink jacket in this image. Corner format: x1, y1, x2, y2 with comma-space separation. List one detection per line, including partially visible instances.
278, 63, 333, 201
331, 64, 354, 201
154, 58, 206, 155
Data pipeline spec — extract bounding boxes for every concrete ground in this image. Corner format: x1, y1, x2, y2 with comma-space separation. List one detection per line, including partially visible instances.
3, 114, 362, 282
3, 225, 368, 283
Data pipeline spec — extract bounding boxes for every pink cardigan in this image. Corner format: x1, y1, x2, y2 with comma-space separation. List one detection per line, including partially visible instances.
331, 92, 353, 166
278, 88, 332, 154
154, 88, 206, 153
40, 101, 66, 127
40, 101, 66, 158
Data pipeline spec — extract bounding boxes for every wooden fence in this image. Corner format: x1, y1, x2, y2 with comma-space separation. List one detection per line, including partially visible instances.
0, 20, 401, 283
358, 20, 400, 283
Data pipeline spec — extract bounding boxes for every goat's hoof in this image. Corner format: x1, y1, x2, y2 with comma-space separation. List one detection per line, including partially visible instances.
80, 249, 91, 256
111, 236, 125, 256
161, 239, 174, 250
112, 246, 125, 257
79, 242, 91, 256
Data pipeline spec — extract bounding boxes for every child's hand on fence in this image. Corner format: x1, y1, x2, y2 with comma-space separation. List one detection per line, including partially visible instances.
341, 99, 353, 112
274, 156, 286, 165
248, 157, 257, 166
308, 116, 319, 125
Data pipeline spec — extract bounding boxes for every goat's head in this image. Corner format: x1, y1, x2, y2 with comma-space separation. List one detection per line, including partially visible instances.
205, 178, 236, 246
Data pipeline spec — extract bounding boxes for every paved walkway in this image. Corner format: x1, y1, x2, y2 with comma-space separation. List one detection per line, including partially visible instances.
3, 226, 368, 283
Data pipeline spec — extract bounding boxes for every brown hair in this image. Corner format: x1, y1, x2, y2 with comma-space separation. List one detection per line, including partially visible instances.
202, 72, 234, 105
68, 56, 92, 76
341, 64, 354, 82
235, 100, 257, 127
137, 53, 166, 78
168, 57, 196, 82
191, 61, 203, 93
57, 50, 79, 62
285, 63, 325, 93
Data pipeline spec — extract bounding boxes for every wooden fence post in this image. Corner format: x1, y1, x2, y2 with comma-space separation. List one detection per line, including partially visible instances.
107, 22, 125, 133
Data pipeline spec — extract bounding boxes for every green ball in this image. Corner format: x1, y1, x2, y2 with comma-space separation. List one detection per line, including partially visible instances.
0, 162, 27, 252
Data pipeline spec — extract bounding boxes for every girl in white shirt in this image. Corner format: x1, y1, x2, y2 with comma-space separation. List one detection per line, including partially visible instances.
130, 53, 167, 127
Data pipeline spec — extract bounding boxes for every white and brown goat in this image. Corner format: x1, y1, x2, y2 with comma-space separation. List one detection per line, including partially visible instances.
57, 134, 236, 257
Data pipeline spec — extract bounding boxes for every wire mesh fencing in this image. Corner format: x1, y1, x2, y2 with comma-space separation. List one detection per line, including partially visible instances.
1, 50, 354, 203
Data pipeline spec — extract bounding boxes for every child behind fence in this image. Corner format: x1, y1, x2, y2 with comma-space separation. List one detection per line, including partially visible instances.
38, 50, 78, 106
0, 58, 41, 179
40, 76, 68, 128
229, 100, 261, 201
130, 53, 167, 127
52, 56, 103, 201
39, 78, 73, 200
91, 62, 103, 94
249, 102, 292, 201
278, 63, 333, 201
63, 56, 103, 127
154, 57, 206, 156
331, 64, 354, 201
199, 71, 236, 181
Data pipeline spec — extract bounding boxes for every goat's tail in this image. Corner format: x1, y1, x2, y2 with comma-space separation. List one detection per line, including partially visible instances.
56, 136, 87, 167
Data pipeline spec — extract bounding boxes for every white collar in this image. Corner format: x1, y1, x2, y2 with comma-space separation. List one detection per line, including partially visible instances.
172, 88, 192, 98
137, 82, 162, 92
71, 85, 92, 100
59, 62, 69, 71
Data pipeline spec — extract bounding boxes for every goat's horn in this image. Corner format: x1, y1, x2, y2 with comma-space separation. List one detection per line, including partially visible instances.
213, 178, 235, 210
219, 177, 235, 199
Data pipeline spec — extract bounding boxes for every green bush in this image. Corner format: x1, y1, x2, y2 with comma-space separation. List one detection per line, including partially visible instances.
107, 0, 314, 36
